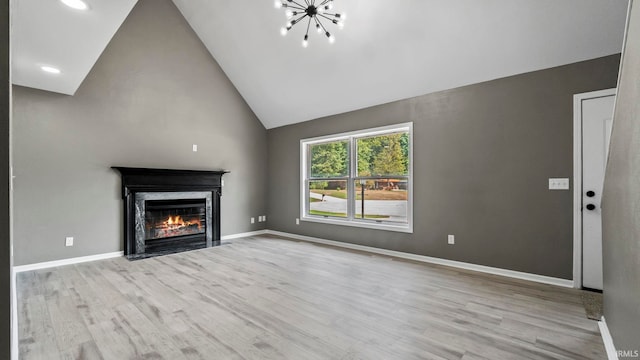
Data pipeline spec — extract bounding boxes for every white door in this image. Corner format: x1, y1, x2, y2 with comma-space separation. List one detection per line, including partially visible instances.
581, 92, 615, 290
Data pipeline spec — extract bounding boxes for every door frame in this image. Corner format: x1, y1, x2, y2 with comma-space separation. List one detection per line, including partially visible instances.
572, 88, 616, 289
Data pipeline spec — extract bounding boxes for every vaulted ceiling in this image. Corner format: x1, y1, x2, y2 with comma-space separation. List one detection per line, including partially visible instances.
12, 0, 629, 129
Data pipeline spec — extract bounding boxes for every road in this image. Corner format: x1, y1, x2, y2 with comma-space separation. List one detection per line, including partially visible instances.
309, 192, 407, 222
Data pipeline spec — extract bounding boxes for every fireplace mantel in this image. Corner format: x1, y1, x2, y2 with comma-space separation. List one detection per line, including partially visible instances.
112, 167, 228, 258
112, 167, 229, 197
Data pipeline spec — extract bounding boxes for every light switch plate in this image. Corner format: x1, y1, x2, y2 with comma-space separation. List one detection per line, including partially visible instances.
549, 178, 570, 190
192, 144, 198, 152
65, 237, 74, 247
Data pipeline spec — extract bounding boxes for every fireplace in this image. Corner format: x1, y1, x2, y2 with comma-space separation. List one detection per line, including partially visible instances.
113, 167, 227, 259
145, 199, 206, 241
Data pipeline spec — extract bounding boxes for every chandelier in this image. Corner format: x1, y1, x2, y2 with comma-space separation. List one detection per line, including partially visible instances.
275, 0, 345, 47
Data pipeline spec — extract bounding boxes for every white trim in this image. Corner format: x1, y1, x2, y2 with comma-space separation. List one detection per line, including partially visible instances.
300, 216, 413, 233
265, 230, 574, 288
11, 230, 269, 273
11, 268, 17, 360
221, 230, 267, 240
299, 122, 413, 145
13, 251, 124, 273
573, 88, 617, 289
599, 316, 620, 360
299, 122, 414, 234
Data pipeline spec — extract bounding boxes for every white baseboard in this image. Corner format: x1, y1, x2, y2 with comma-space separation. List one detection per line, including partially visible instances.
11, 267, 18, 360
599, 316, 619, 360
13, 251, 125, 273
12, 230, 269, 273
221, 230, 267, 240
265, 230, 575, 288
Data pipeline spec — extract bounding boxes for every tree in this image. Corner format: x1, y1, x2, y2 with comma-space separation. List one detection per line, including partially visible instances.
310, 141, 348, 177
372, 133, 406, 175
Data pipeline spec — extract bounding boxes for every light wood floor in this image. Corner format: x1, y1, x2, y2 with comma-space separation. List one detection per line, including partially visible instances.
17, 235, 606, 359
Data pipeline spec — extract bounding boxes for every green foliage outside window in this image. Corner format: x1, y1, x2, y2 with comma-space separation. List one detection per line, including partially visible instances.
309, 140, 348, 178
357, 132, 409, 176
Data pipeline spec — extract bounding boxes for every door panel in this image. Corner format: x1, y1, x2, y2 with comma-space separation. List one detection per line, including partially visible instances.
581, 95, 615, 290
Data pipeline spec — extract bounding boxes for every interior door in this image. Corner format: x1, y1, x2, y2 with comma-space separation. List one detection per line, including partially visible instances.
581, 93, 615, 290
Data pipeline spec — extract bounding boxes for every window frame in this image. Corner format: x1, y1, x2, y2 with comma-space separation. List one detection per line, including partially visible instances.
300, 122, 413, 233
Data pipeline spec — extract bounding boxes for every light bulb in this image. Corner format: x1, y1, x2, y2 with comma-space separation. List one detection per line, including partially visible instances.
302, 40, 308, 48
328, 35, 335, 44
338, 21, 344, 29
280, 27, 288, 36
274, 1, 282, 8
286, 21, 292, 28
340, 12, 346, 20
316, 24, 322, 33
285, 10, 293, 18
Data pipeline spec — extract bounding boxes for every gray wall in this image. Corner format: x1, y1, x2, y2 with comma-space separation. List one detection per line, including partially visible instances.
12, 0, 268, 266
268, 55, 620, 279
603, 0, 640, 351
1, 0, 12, 356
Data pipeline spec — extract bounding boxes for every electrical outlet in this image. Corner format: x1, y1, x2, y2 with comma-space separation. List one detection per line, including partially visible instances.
251, 217, 255, 224
549, 178, 569, 190
192, 144, 198, 152
65, 237, 74, 247
296, 218, 300, 225
448, 235, 455, 245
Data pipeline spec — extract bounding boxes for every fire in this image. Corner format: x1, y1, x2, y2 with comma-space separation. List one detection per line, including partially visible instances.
163, 215, 201, 230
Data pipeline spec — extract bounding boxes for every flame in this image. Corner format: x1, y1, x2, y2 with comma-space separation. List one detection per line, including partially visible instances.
163, 215, 201, 230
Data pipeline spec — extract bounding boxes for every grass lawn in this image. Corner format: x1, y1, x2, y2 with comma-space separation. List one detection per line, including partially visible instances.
311, 189, 407, 201
356, 190, 407, 200
309, 210, 389, 219
310, 190, 347, 199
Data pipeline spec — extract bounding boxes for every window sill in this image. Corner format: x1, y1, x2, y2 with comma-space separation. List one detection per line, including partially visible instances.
301, 215, 413, 233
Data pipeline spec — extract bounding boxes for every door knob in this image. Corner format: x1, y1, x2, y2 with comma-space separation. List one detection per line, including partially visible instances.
586, 191, 595, 197
586, 204, 596, 211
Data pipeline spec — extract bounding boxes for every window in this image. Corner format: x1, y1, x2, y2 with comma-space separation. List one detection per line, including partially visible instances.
301, 123, 413, 233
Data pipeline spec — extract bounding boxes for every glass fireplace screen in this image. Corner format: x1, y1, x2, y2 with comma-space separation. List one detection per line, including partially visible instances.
144, 199, 206, 240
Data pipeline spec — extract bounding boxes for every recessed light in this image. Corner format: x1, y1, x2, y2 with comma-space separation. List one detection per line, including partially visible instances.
41, 66, 61, 74
60, 0, 88, 10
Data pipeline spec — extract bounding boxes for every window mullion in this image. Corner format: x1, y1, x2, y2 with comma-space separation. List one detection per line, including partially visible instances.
347, 136, 355, 220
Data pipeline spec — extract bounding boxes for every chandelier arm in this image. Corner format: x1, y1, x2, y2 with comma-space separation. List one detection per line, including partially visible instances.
317, 0, 332, 7
288, 0, 308, 9
302, 0, 310, 7
287, 5, 307, 11
290, 13, 309, 28
314, 16, 329, 33
317, 13, 339, 22
305, 16, 312, 36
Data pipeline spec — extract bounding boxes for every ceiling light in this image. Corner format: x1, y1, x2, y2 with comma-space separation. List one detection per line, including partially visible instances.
276, 0, 345, 47
60, 0, 88, 10
41, 66, 61, 74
